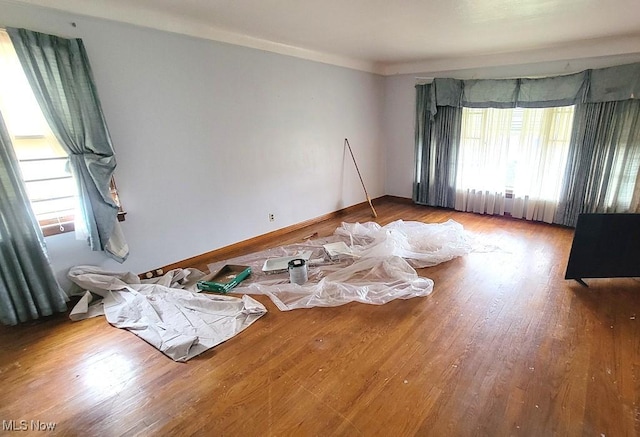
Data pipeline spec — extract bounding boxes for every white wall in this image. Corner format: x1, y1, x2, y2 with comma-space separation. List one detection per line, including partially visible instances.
383, 55, 640, 199
0, 1, 385, 291
383, 75, 417, 198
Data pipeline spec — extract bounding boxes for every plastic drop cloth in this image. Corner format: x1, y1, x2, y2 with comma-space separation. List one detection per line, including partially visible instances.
68, 266, 267, 362
335, 219, 472, 268
207, 219, 472, 311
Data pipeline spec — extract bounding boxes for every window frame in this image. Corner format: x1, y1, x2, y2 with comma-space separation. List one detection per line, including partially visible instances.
37, 177, 126, 237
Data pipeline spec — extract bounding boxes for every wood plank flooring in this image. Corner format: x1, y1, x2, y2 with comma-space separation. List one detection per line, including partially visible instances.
1, 198, 639, 436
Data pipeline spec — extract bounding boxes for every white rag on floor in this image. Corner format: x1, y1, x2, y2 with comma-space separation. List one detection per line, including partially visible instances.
68, 266, 267, 362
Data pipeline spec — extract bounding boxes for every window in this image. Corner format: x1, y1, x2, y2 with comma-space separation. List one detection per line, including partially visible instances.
0, 29, 79, 236
0, 29, 124, 237
11, 134, 77, 236
457, 105, 575, 202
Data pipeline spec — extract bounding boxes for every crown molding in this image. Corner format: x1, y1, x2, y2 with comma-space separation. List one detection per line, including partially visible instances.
5, 0, 380, 74
380, 34, 640, 76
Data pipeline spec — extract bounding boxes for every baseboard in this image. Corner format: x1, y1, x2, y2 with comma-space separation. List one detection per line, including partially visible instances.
380, 195, 414, 204
140, 198, 381, 278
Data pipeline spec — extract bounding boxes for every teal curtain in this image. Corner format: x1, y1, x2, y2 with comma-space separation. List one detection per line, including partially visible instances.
413, 84, 432, 204
0, 111, 67, 326
416, 64, 640, 226
7, 28, 128, 262
414, 84, 462, 208
555, 100, 640, 226
427, 63, 639, 117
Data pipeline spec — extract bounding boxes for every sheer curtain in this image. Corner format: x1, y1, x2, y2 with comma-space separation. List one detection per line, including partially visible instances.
455, 106, 574, 223
0, 111, 67, 325
7, 28, 129, 262
511, 106, 574, 222
455, 108, 512, 215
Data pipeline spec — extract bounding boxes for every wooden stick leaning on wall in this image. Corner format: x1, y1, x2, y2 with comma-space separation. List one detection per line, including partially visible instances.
345, 138, 378, 218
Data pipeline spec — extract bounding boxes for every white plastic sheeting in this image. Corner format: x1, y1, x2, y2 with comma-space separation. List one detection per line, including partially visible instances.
244, 255, 433, 311
335, 219, 472, 268
68, 266, 267, 362
207, 220, 471, 311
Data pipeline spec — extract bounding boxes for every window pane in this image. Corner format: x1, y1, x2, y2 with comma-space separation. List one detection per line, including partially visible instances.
31, 197, 76, 221
24, 178, 76, 202
458, 107, 514, 192
11, 135, 67, 160
18, 157, 69, 181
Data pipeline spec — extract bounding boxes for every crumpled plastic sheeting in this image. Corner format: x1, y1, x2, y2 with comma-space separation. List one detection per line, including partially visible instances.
335, 219, 473, 268
243, 256, 434, 311
68, 266, 267, 362
206, 219, 471, 311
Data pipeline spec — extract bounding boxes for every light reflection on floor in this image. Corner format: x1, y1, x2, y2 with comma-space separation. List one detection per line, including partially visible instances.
80, 351, 136, 397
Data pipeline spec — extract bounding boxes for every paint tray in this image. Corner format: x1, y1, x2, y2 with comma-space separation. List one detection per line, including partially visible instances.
323, 242, 355, 260
197, 265, 251, 293
262, 250, 313, 274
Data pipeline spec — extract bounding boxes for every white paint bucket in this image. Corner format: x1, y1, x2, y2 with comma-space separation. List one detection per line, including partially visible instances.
288, 258, 308, 285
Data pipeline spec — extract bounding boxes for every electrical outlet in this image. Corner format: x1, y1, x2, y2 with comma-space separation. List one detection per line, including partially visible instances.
269, 213, 275, 222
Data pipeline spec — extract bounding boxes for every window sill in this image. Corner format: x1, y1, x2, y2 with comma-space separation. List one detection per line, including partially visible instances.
41, 211, 126, 237
41, 220, 74, 237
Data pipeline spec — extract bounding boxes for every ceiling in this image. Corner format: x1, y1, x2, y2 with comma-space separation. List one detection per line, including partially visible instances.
12, 0, 640, 75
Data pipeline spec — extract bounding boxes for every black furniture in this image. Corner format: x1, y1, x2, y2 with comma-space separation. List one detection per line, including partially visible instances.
565, 213, 640, 286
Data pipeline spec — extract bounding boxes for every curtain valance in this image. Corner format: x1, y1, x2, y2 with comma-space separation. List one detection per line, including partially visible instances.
424, 62, 640, 115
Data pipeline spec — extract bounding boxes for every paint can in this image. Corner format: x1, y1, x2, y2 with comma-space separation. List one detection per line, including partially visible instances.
288, 258, 308, 285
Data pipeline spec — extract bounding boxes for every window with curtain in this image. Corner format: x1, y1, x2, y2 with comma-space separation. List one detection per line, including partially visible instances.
0, 29, 124, 237
455, 106, 575, 222
0, 29, 77, 236
415, 68, 640, 227
1, 25, 132, 325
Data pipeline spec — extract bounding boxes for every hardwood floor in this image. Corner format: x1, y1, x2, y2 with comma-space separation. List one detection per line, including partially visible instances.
2, 198, 639, 436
